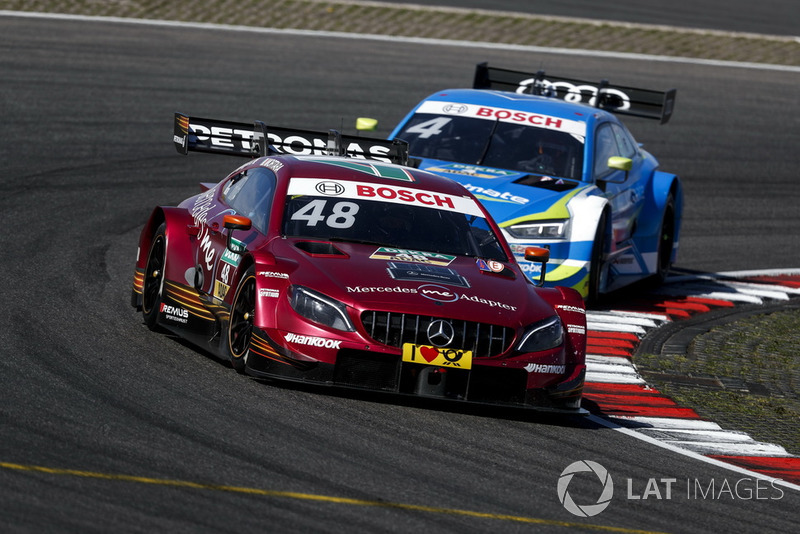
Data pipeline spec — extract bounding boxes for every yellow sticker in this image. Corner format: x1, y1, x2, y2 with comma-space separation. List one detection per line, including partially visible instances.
402, 344, 472, 369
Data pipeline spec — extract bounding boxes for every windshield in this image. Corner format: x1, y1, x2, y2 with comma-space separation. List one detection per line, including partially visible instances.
282, 182, 507, 261
395, 114, 585, 180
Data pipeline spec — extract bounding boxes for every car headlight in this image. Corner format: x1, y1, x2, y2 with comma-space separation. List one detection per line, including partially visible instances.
288, 285, 355, 332
506, 219, 568, 240
517, 316, 564, 352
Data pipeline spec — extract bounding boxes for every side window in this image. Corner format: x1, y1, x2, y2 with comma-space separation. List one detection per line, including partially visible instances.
593, 124, 618, 179
612, 124, 637, 159
222, 167, 277, 234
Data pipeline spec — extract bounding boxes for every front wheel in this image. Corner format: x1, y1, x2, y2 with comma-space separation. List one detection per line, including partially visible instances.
228, 267, 256, 373
587, 212, 608, 306
655, 193, 676, 283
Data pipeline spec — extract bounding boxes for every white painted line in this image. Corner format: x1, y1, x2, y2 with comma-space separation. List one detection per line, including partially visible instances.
2, 11, 800, 73
667, 289, 765, 305
587, 313, 663, 327
639, 428, 759, 443
585, 372, 646, 384
586, 359, 638, 374
586, 322, 647, 334
607, 416, 723, 431
667, 440, 790, 457
587, 415, 800, 492
602, 310, 672, 322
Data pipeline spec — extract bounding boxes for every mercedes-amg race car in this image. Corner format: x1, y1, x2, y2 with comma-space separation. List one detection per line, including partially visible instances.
130, 114, 588, 413
387, 63, 683, 302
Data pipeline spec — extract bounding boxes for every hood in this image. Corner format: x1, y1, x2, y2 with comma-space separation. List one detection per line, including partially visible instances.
413, 158, 587, 223
270, 238, 555, 326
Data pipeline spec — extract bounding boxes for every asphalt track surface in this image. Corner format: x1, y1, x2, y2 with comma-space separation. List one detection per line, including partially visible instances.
1, 12, 799, 534
373, 0, 800, 36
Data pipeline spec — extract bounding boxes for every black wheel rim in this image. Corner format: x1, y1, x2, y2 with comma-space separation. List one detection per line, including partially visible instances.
230, 276, 255, 358
142, 235, 165, 314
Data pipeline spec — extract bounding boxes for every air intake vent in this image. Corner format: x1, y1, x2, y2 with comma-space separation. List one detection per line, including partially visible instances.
361, 311, 514, 358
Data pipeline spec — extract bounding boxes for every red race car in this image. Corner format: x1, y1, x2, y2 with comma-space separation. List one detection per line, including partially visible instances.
131, 114, 587, 413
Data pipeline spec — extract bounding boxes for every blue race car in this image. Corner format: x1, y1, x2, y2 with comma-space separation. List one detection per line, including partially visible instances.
387, 63, 683, 302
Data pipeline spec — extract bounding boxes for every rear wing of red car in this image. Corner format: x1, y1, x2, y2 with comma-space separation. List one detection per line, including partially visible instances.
173, 113, 409, 165
473, 62, 676, 124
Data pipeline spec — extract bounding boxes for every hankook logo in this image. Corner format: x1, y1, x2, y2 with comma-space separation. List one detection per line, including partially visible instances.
426, 320, 455, 347
315, 181, 345, 195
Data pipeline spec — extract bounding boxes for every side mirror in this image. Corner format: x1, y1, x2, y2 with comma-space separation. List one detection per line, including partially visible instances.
599, 156, 632, 184
608, 156, 632, 172
223, 214, 251, 254
524, 246, 550, 287
356, 117, 378, 131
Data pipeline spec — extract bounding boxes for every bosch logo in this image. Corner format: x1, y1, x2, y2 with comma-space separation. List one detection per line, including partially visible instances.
315, 181, 345, 196
418, 284, 458, 302
426, 320, 455, 347
442, 104, 468, 114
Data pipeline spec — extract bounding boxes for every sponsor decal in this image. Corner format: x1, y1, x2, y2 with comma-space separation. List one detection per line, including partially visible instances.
315, 181, 345, 196
284, 333, 341, 349
220, 238, 243, 267
259, 288, 280, 298
287, 178, 484, 216
525, 363, 566, 374
461, 183, 529, 205
425, 163, 518, 180
260, 158, 284, 171
556, 304, 586, 315
386, 262, 470, 288
191, 188, 216, 226
370, 247, 455, 266
160, 303, 189, 324
416, 100, 586, 137
567, 325, 586, 335
213, 280, 230, 301
198, 225, 215, 272
258, 271, 289, 279
516, 78, 632, 112
346, 286, 417, 294
417, 284, 459, 303
345, 284, 517, 310
476, 258, 505, 273
402, 343, 473, 369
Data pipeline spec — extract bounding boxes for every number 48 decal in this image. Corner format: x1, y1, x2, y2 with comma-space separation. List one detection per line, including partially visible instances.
291, 199, 360, 229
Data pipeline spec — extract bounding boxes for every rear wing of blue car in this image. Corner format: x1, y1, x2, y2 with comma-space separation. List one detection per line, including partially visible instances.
173, 113, 409, 165
473, 62, 676, 124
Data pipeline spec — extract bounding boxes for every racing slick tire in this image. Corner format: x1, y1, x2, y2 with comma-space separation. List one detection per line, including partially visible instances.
587, 211, 609, 305
655, 193, 676, 283
142, 223, 167, 330
228, 266, 256, 374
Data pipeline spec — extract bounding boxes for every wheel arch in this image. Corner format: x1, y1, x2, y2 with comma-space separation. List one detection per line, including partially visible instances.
641, 171, 683, 239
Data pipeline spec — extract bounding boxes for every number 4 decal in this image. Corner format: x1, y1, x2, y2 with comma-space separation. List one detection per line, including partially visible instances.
404, 117, 452, 139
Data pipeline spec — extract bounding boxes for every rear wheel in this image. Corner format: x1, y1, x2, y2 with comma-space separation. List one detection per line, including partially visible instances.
142, 223, 166, 330
587, 212, 608, 306
228, 267, 256, 373
655, 193, 676, 283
